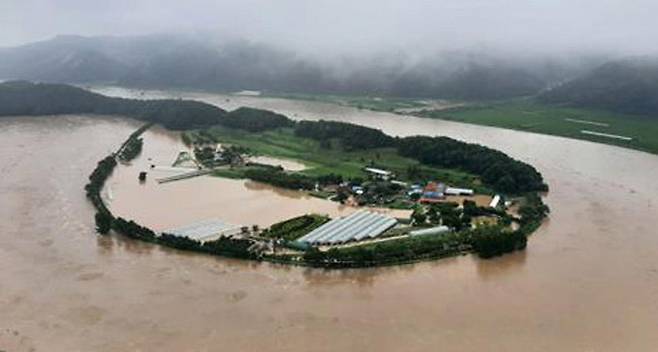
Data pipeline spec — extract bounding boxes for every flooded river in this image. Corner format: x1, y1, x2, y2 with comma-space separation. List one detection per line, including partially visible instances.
1, 87, 658, 351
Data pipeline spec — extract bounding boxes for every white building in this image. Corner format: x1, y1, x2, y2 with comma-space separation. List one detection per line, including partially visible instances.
445, 187, 474, 196
410, 226, 451, 237
163, 219, 243, 243
489, 195, 501, 208
364, 167, 393, 180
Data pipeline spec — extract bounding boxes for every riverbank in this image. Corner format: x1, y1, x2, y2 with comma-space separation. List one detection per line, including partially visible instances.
252, 91, 658, 155
414, 99, 658, 154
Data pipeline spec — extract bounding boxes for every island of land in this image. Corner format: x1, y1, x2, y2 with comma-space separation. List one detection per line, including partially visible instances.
0, 81, 550, 267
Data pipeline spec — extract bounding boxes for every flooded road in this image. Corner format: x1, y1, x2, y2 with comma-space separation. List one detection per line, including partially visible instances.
2, 86, 658, 352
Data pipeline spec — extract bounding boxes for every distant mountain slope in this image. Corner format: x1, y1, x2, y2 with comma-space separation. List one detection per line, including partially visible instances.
433, 64, 545, 100
540, 58, 658, 116
0, 36, 130, 82
0, 35, 552, 100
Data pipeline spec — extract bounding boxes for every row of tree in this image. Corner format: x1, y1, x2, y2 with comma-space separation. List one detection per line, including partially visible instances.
118, 137, 143, 161
294, 120, 396, 150
222, 107, 295, 132
470, 226, 527, 258
243, 168, 316, 190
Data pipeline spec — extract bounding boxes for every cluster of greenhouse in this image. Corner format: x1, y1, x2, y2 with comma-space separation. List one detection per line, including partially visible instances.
298, 211, 397, 246
163, 219, 242, 242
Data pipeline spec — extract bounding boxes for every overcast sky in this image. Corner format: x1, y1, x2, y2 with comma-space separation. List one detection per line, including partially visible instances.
2, 0, 657, 57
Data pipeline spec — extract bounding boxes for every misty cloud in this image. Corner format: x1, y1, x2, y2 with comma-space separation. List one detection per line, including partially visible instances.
2, 0, 658, 58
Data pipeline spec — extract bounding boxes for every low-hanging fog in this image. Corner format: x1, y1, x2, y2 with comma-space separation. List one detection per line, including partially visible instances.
2, 0, 658, 101
3, 0, 658, 58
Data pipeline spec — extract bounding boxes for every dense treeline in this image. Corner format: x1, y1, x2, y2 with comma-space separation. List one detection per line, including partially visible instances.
223, 107, 295, 132
397, 136, 548, 193
118, 137, 143, 161
158, 233, 256, 259
0, 81, 226, 130
244, 168, 316, 190
470, 227, 527, 259
517, 193, 551, 232
295, 120, 396, 150
84, 155, 117, 215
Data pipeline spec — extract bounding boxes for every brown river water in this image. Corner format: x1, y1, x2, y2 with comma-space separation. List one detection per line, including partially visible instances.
1, 87, 657, 351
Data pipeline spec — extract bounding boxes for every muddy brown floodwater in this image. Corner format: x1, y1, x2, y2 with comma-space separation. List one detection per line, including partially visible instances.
1, 86, 658, 351
104, 125, 410, 230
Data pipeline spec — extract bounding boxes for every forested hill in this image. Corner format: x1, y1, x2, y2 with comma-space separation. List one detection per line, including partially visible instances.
0, 35, 560, 100
0, 81, 226, 130
540, 58, 658, 116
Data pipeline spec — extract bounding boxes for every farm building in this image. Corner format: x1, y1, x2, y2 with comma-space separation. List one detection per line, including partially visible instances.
410, 226, 451, 237
163, 219, 243, 243
445, 187, 474, 196
364, 167, 393, 180
298, 211, 397, 246
423, 181, 446, 199
489, 195, 501, 208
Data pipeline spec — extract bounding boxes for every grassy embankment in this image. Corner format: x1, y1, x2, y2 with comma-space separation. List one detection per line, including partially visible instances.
184, 126, 488, 193
415, 99, 658, 154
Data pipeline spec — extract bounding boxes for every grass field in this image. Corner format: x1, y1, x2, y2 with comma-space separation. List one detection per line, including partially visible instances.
416, 99, 658, 154
265, 92, 658, 154
186, 127, 488, 192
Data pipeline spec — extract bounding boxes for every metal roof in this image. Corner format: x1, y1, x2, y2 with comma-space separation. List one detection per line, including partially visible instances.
364, 167, 392, 175
410, 226, 450, 237
299, 211, 397, 245
164, 219, 242, 242
445, 187, 474, 195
